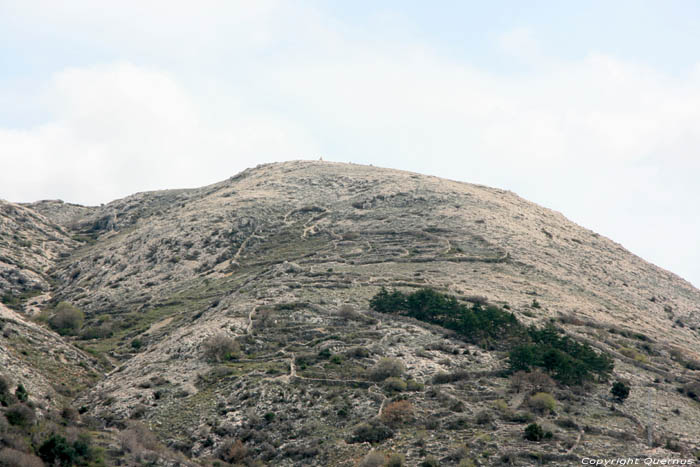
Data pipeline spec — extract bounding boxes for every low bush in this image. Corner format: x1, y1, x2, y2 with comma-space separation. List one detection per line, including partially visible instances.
432, 370, 470, 385
48, 302, 84, 336
119, 421, 162, 456
0, 376, 11, 407
37, 433, 99, 467
219, 439, 248, 464
611, 381, 630, 402
337, 304, 363, 321
348, 419, 394, 443
345, 347, 370, 359
524, 423, 552, 441
682, 381, 700, 401
368, 358, 405, 382
202, 334, 240, 362
359, 450, 386, 467
384, 377, 407, 393
14, 384, 27, 403
386, 453, 405, 467
380, 400, 413, 427
4, 404, 34, 427
475, 410, 492, 425
406, 379, 424, 391
528, 392, 556, 413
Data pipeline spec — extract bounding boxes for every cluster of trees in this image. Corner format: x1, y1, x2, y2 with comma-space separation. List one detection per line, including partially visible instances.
509, 325, 614, 385
370, 287, 613, 385
370, 288, 524, 349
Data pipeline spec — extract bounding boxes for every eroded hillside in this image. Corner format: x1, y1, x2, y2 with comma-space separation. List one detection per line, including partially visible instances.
2, 161, 699, 466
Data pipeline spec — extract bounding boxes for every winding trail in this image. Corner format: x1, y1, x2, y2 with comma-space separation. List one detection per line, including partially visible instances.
567, 430, 584, 455
245, 305, 259, 334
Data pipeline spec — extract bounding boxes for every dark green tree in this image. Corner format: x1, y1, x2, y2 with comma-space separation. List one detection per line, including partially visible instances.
611, 381, 630, 402
15, 383, 28, 402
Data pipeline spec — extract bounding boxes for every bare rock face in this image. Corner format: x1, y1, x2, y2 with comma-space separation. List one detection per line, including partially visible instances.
3, 161, 700, 466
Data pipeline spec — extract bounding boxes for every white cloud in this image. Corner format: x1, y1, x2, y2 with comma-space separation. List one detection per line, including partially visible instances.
0, 63, 317, 205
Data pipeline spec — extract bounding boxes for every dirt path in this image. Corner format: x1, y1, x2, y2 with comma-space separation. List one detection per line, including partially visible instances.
245, 305, 259, 334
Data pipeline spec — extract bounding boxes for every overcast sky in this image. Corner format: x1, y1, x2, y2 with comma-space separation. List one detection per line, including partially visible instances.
1, 1, 700, 286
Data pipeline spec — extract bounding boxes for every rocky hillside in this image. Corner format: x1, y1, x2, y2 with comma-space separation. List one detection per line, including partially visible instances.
1, 161, 699, 466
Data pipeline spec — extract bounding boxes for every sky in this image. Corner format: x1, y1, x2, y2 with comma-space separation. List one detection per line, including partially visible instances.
1, 1, 700, 286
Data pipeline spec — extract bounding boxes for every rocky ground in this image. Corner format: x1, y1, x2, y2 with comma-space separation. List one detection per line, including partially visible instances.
1, 160, 699, 466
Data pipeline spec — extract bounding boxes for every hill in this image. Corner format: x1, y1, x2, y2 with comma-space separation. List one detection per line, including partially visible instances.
2, 161, 699, 466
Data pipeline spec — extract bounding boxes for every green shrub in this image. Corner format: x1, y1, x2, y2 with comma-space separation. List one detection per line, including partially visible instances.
38, 434, 79, 466
5, 404, 34, 427
48, 302, 84, 335
683, 381, 700, 401
611, 381, 630, 402
432, 370, 470, 385
384, 377, 407, 393
348, 419, 394, 443
14, 384, 27, 403
80, 324, 113, 340
475, 410, 492, 425
524, 423, 551, 441
0, 376, 11, 406
345, 347, 370, 359
406, 379, 424, 391
529, 392, 556, 413
330, 354, 343, 364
